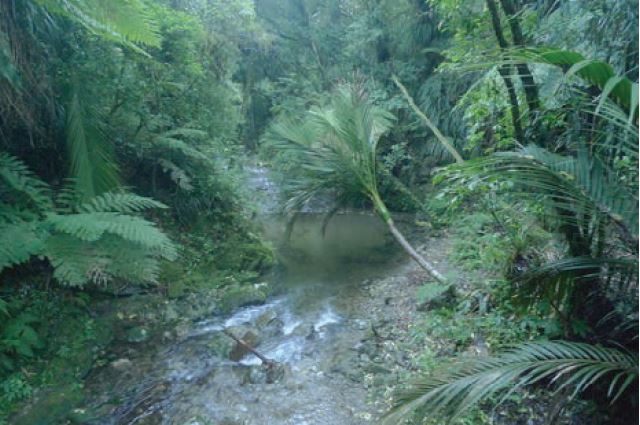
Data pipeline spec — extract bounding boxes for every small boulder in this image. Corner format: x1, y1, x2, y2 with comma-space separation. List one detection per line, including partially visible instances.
110, 358, 133, 371
220, 285, 267, 314
126, 326, 150, 343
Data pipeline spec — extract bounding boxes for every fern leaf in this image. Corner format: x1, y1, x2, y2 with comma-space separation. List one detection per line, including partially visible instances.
0, 153, 52, 212
0, 221, 45, 272
46, 212, 177, 260
35, 0, 160, 50
77, 192, 167, 214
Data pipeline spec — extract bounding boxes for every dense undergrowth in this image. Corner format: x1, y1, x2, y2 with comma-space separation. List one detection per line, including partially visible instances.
1, 0, 638, 424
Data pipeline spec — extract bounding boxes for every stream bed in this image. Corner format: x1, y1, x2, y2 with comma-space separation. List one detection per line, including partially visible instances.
79, 208, 410, 424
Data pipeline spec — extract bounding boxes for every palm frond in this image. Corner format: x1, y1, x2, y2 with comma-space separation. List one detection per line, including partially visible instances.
508, 48, 637, 119
442, 145, 638, 240
66, 93, 120, 200
264, 84, 394, 213
384, 341, 638, 424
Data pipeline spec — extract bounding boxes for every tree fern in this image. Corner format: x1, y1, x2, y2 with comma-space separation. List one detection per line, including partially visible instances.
0, 153, 52, 212
77, 192, 167, 214
34, 0, 160, 51
46, 213, 176, 258
384, 341, 638, 424
0, 221, 45, 272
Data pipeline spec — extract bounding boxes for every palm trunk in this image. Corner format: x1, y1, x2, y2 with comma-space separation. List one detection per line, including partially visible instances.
486, 0, 526, 143
371, 193, 446, 283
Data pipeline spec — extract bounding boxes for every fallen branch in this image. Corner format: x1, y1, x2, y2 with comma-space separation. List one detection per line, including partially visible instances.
222, 329, 276, 367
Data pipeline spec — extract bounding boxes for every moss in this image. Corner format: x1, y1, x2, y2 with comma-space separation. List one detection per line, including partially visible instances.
219, 284, 267, 314
12, 384, 83, 425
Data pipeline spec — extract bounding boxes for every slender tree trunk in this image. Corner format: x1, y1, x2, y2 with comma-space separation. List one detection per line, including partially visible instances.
392, 75, 464, 164
486, 0, 525, 143
498, 0, 540, 113
371, 193, 446, 283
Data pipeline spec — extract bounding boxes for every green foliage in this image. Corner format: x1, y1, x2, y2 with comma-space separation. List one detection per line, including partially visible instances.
34, 0, 160, 50
0, 302, 43, 372
384, 341, 638, 424
0, 154, 176, 287
265, 83, 395, 214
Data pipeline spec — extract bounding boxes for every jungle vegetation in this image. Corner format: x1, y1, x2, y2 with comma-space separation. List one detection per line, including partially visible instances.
0, 0, 638, 424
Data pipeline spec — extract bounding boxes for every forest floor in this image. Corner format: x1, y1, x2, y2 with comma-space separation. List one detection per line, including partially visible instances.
10, 221, 604, 425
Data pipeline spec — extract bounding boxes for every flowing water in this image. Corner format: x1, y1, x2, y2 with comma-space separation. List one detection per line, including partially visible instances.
84, 166, 408, 424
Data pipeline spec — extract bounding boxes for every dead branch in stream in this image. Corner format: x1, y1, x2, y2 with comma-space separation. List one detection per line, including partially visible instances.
222, 329, 277, 368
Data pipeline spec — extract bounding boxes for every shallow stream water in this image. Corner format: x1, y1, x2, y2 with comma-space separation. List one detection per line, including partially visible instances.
86, 166, 408, 424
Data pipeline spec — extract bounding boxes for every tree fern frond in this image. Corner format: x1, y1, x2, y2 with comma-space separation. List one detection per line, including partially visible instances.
46, 212, 177, 260
0, 221, 45, 272
35, 0, 160, 50
0, 153, 52, 212
384, 341, 638, 424
158, 159, 194, 191
45, 234, 164, 286
77, 192, 167, 214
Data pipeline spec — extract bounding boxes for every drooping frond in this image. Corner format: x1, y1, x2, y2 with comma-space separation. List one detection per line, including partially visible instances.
153, 128, 209, 161
442, 145, 638, 240
66, 93, 120, 200
46, 212, 177, 260
34, 0, 160, 51
0, 221, 45, 272
0, 153, 52, 212
384, 341, 638, 424
77, 192, 167, 214
264, 84, 394, 212
45, 234, 166, 287
508, 48, 638, 119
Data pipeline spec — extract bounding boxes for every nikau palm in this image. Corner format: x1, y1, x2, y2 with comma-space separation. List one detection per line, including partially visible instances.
265, 85, 445, 283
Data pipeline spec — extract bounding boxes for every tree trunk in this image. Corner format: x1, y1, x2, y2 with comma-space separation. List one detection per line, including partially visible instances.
486, 0, 525, 143
498, 0, 540, 113
392, 75, 464, 164
371, 193, 446, 283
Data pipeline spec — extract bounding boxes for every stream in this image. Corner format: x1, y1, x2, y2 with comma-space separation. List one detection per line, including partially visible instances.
82, 166, 409, 424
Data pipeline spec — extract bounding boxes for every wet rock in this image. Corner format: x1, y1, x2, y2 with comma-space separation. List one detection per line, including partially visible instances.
110, 358, 132, 370
164, 303, 179, 321
220, 285, 267, 314
266, 363, 288, 384
207, 332, 236, 358
245, 365, 267, 384
126, 326, 150, 343
228, 329, 261, 361
255, 309, 278, 328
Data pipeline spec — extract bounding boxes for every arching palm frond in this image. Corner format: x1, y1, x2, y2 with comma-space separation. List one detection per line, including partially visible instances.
383, 341, 638, 424
443, 145, 638, 241
508, 48, 638, 119
66, 93, 120, 201
264, 85, 394, 213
